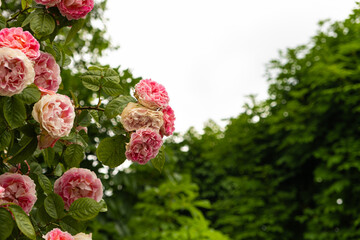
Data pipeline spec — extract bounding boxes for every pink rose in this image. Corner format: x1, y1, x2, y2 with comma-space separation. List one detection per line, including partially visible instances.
0, 47, 35, 96
160, 105, 175, 136
34, 52, 61, 92
125, 128, 163, 164
0, 173, 37, 214
120, 102, 164, 132
32, 93, 75, 139
0, 27, 40, 60
34, 0, 60, 7
43, 228, 74, 240
134, 79, 170, 110
57, 0, 94, 20
74, 233, 92, 240
54, 168, 103, 210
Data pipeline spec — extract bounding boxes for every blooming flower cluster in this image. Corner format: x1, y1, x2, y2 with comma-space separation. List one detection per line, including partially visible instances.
122, 79, 175, 164
0, 27, 62, 96
34, 0, 94, 20
43, 228, 92, 240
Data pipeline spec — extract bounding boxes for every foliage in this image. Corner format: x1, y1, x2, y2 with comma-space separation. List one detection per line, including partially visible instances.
163, 5, 360, 240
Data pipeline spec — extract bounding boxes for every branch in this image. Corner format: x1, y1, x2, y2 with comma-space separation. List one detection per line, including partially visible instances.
76, 106, 105, 112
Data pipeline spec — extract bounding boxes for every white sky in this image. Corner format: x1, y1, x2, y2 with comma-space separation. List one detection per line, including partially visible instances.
101, 0, 357, 133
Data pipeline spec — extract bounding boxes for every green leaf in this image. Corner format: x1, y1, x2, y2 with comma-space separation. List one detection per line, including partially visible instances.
104, 95, 136, 119
103, 68, 120, 83
60, 216, 86, 235
38, 174, 53, 195
64, 144, 84, 168
16, 85, 41, 104
8, 137, 38, 164
102, 81, 125, 96
30, 11, 55, 36
65, 19, 85, 44
90, 110, 100, 127
96, 135, 127, 168
21, 9, 39, 28
44, 193, 65, 219
81, 75, 101, 91
4, 97, 26, 129
43, 147, 57, 167
8, 205, 36, 240
0, 125, 11, 151
78, 110, 92, 127
0, 208, 14, 240
151, 146, 165, 173
30, 162, 42, 175
0, 16, 6, 30
68, 198, 102, 221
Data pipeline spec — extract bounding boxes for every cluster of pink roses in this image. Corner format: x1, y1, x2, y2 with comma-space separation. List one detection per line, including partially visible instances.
0, 27, 62, 96
34, 0, 94, 20
43, 228, 92, 240
0, 27, 75, 148
122, 79, 175, 164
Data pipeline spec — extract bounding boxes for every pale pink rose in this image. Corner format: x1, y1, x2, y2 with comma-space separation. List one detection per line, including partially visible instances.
74, 233, 92, 240
34, 52, 61, 92
0, 47, 35, 96
120, 102, 164, 132
57, 0, 94, 20
0, 173, 37, 214
134, 79, 170, 110
43, 228, 74, 240
38, 131, 59, 150
0, 186, 5, 199
160, 105, 175, 136
32, 93, 75, 139
125, 128, 163, 164
54, 168, 103, 210
34, 0, 60, 7
0, 27, 40, 60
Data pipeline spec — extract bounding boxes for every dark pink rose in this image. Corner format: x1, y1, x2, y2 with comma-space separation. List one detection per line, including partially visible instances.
125, 128, 163, 165
43, 228, 74, 240
134, 79, 170, 110
0, 27, 40, 60
57, 0, 94, 20
160, 105, 175, 136
54, 168, 103, 210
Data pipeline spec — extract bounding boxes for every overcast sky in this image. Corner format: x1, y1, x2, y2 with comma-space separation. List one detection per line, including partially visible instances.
101, 0, 357, 133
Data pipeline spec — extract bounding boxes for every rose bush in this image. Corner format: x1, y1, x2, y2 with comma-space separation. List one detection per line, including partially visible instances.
0, 2, 175, 239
